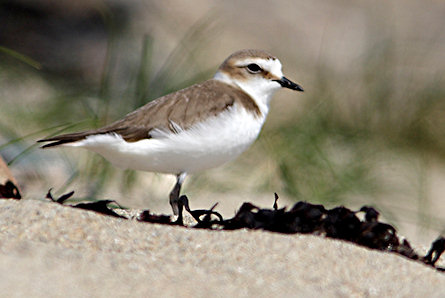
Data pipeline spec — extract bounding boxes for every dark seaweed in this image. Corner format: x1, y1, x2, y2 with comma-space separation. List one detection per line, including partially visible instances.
12, 189, 443, 272
45, 189, 126, 219
0, 180, 21, 199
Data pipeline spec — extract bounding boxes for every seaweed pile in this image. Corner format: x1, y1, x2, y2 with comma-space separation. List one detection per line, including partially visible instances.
139, 194, 445, 272
0, 180, 443, 272
0, 180, 21, 200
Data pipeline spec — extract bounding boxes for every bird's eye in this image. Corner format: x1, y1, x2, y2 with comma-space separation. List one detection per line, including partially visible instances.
246, 63, 262, 73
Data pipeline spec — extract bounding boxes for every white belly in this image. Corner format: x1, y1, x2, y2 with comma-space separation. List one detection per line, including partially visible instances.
67, 104, 266, 174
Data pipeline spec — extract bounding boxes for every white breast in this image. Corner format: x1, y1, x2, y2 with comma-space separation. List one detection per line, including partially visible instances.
68, 103, 267, 174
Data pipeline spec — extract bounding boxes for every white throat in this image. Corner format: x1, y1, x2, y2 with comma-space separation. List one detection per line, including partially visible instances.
214, 71, 281, 116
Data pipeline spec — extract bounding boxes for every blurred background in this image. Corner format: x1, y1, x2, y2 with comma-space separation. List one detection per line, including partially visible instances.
1, 0, 445, 243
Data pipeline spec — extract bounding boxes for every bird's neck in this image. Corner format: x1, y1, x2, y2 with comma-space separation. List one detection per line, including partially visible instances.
213, 71, 277, 116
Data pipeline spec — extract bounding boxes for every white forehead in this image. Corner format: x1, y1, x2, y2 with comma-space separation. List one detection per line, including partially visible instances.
235, 58, 284, 77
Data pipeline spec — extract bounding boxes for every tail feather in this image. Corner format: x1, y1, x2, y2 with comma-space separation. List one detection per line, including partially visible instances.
39, 139, 78, 148
37, 131, 96, 148
38, 123, 152, 148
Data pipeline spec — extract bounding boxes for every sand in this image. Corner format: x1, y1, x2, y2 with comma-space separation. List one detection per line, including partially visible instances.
0, 199, 443, 297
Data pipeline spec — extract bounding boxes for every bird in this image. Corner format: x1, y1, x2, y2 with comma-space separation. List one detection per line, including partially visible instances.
38, 49, 304, 215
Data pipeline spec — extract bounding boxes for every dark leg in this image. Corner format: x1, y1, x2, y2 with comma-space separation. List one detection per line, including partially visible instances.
169, 172, 187, 215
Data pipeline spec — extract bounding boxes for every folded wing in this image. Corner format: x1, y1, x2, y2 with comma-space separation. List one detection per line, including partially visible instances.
38, 80, 257, 148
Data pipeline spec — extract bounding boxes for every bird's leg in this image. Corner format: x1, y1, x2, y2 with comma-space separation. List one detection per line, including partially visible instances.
169, 172, 187, 215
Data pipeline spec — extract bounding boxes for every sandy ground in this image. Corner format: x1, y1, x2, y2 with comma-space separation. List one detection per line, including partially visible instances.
0, 199, 443, 298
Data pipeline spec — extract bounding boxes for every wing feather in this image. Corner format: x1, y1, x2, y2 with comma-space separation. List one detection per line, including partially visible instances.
38, 80, 258, 147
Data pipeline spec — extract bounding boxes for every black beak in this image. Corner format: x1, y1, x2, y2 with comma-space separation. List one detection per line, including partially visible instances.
274, 77, 304, 92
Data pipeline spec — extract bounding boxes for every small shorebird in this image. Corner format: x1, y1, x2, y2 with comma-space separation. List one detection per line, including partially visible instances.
38, 49, 303, 214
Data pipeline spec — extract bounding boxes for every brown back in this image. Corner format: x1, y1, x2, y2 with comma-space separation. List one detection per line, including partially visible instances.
39, 79, 260, 147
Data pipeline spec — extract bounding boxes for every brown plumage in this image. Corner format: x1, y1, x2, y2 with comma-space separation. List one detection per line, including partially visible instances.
38, 79, 260, 148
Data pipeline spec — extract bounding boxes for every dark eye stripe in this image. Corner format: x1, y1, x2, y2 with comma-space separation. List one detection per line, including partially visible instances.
246, 63, 262, 73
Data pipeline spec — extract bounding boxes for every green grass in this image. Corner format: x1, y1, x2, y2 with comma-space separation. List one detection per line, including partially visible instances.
0, 12, 219, 199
